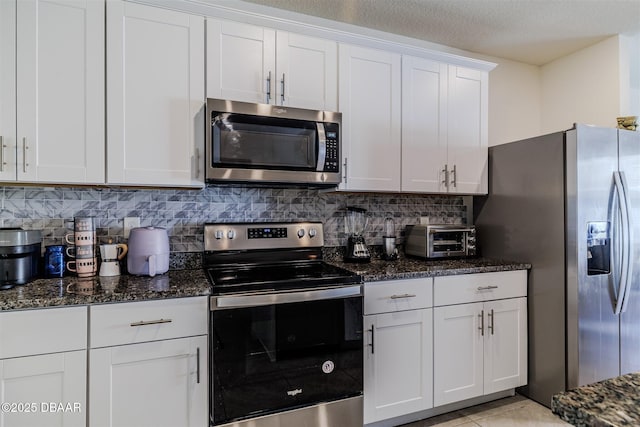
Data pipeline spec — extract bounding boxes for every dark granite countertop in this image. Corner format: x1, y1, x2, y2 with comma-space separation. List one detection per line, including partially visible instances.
0, 251, 529, 311
552, 372, 640, 427
327, 255, 530, 282
0, 269, 210, 311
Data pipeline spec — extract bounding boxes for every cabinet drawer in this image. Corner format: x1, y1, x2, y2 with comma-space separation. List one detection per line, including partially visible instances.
433, 270, 527, 307
90, 296, 207, 348
365, 278, 432, 315
0, 306, 87, 359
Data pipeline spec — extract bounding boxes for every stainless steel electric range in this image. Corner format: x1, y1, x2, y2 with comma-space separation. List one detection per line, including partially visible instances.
204, 222, 364, 427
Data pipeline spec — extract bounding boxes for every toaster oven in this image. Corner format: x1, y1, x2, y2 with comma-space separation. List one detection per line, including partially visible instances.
405, 224, 476, 259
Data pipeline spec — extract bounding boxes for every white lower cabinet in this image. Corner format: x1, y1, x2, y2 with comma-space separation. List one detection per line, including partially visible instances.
363, 278, 433, 424
0, 351, 86, 427
433, 272, 527, 407
90, 336, 207, 427
89, 297, 208, 427
0, 306, 87, 427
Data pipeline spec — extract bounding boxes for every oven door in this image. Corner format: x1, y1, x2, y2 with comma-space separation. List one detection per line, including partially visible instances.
210, 288, 363, 426
429, 230, 469, 258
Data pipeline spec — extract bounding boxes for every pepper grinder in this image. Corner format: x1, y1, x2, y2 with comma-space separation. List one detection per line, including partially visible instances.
382, 217, 399, 260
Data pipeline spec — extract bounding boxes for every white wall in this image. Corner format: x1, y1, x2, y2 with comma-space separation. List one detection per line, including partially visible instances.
619, 32, 640, 116
541, 36, 622, 133
484, 58, 542, 145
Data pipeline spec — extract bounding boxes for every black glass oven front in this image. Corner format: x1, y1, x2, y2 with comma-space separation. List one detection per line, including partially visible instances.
211, 295, 363, 425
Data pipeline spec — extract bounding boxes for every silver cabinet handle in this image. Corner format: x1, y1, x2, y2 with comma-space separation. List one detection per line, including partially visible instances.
451, 164, 457, 188
368, 326, 375, 354
0, 136, 5, 172
389, 294, 417, 299
478, 309, 484, 336
488, 309, 494, 335
266, 71, 272, 103
280, 73, 285, 103
195, 147, 200, 178
130, 318, 173, 327
343, 157, 348, 183
441, 164, 449, 187
22, 137, 28, 173
477, 285, 499, 291
196, 347, 201, 384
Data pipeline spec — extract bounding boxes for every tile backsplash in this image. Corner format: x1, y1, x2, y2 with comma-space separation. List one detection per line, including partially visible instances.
0, 185, 467, 252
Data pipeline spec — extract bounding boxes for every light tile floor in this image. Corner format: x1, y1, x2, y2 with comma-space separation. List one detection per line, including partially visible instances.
400, 395, 572, 427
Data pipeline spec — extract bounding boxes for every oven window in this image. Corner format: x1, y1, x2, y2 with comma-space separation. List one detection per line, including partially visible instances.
211, 296, 363, 425
212, 113, 318, 170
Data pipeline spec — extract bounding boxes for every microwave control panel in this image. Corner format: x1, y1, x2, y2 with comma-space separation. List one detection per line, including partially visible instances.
322, 123, 340, 172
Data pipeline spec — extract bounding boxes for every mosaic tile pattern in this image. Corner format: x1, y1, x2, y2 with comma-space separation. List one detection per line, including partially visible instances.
0, 185, 467, 252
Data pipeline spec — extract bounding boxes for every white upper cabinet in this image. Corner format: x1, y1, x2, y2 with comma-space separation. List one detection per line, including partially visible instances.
402, 56, 489, 194
340, 47, 488, 194
107, 1, 205, 187
207, 20, 338, 111
207, 20, 275, 104
0, 0, 105, 184
339, 44, 401, 192
275, 31, 338, 110
447, 66, 488, 194
401, 56, 448, 192
0, 0, 16, 182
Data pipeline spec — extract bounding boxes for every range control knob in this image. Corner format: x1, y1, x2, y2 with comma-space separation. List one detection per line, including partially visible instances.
227, 229, 236, 239
297, 229, 306, 238
214, 230, 224, 240
308, 228, 317, 238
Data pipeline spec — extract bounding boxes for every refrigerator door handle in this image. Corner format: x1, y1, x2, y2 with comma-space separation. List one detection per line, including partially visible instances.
613, 171, 631, 315
619, 171, 634, 313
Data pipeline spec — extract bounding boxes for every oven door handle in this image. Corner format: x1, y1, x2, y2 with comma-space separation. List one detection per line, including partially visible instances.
210, 285, 362, 310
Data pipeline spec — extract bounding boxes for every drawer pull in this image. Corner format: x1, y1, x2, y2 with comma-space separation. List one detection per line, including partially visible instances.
389, 294, 417, 299
130, 318, 173, 327
196, 347, 201, 384
477, 285, 499, 291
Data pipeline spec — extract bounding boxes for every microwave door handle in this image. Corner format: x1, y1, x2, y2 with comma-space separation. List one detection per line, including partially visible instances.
316, 123, 327, 171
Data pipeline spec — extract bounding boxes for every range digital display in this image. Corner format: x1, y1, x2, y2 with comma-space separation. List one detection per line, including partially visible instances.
247, 227, 288, 239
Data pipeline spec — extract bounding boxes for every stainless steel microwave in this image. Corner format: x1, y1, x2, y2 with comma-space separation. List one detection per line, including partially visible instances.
205, 98, 342, 186
405, 224, 477, 259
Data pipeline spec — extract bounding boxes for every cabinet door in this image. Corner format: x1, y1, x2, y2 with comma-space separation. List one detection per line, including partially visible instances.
0, 351, 86, 427
16, 0, 104, 183
339, 44, 401, 192
207, 20, 275, 104
433, 302, 484, 406
90, 336, 207, 427
0, 0, 16, 181
364, 309, 433, 424
107, 1, 204, 187
447, 66, 488, 194
276, 32, 337, 110
401, 56, 448, 192
484, 297, 528, 394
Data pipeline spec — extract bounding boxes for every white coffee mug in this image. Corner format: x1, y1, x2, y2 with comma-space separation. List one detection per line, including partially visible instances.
66, 258, 97, 278
65, 231, 96, 246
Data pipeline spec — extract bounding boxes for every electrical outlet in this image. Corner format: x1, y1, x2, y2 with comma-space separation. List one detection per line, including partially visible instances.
124, 217, 140, 238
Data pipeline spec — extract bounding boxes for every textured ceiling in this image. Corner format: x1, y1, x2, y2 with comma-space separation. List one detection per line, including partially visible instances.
238, 0, 640, 65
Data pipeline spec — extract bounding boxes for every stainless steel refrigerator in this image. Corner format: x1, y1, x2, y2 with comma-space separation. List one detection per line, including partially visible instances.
474, 124, 640, 408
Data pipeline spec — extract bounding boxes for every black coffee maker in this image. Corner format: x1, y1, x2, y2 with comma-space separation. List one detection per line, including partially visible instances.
344, 207, 371, 263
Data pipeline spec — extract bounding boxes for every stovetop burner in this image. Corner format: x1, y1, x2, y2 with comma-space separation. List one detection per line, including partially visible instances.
203, 222, 362, 296
207, 260, 361, 295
